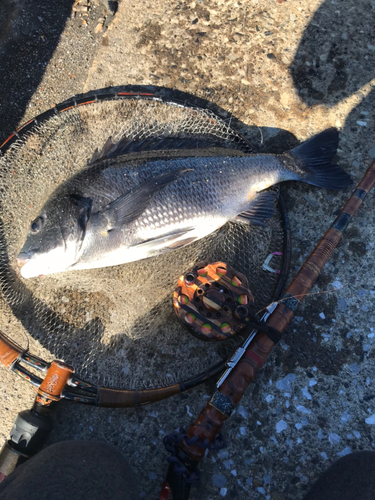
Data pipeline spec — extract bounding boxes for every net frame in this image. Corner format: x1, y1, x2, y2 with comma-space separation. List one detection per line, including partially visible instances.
0, 86, 291, 407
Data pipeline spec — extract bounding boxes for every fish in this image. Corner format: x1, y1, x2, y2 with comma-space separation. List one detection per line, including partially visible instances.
16, 128, 352, 279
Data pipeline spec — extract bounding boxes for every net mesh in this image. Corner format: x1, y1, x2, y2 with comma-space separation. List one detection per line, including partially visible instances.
0, 95, 285, 389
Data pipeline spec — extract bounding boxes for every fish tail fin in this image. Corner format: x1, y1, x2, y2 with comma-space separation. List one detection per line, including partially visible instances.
290, 128, 352, 190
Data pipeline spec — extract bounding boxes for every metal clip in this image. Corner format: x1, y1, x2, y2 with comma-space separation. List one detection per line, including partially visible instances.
262, 252, 282, 274
216, 302, 277, 388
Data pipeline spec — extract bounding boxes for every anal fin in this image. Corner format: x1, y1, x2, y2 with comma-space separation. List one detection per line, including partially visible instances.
234, 191, 277, 227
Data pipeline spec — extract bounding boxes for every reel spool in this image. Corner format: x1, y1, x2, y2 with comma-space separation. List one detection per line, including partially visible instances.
173, 261, 255, 341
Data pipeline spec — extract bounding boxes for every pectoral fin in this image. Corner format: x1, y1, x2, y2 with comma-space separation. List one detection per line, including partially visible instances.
100, 168, 193, 229
234, 191, 277, 227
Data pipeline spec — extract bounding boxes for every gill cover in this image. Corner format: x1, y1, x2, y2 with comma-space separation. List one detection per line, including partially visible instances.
17, 194, 92, 278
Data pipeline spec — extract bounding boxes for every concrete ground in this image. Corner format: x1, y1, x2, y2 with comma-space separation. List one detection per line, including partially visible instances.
0, 0, 375, 499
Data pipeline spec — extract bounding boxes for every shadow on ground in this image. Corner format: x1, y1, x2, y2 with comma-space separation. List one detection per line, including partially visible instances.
0, 0, 74, 145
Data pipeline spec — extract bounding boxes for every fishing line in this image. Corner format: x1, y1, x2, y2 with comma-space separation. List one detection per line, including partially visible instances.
255, 284, 348, 316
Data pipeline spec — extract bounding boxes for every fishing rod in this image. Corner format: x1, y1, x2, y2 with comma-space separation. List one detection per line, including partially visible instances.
160, 159, 375, 500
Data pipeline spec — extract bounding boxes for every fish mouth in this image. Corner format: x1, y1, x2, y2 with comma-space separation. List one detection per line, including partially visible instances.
16, 252, 31, 269
18, 259, 45, 279
16, 246, 73, 278
16, 251, 44, 278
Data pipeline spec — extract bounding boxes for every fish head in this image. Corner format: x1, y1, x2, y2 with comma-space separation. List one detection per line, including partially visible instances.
17, 194, 91, 278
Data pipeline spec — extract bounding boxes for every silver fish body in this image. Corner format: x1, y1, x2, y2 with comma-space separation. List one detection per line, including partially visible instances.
17, 129, 352, 278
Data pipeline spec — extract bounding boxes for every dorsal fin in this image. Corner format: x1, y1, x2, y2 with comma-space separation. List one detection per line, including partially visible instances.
88, 135, 225, 165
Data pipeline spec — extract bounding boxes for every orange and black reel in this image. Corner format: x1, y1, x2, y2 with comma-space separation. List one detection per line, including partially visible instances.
173, 261, 255, 341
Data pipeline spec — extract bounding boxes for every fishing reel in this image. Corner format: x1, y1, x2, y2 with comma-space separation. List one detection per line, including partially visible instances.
173, 261, 255, 341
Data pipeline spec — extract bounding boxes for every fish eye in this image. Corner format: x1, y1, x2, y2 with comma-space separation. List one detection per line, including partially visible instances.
30, 216, 45, 233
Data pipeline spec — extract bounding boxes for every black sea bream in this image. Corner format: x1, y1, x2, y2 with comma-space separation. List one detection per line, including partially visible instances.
17, 128, 351, 278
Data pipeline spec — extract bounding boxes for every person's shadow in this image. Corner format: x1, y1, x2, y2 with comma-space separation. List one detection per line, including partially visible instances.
274, 0, 375, 378
0, 0, 74, 146
290, 0, 375, 165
